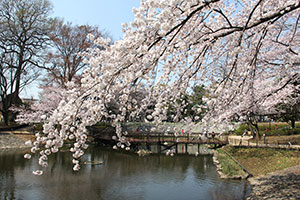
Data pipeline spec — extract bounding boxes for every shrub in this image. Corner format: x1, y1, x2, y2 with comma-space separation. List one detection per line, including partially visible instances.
233, 123, 300, 136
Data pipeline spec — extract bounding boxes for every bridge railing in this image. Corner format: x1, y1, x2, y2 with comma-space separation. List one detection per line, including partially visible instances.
89, 126, 228, 145
125, 131, 227, 144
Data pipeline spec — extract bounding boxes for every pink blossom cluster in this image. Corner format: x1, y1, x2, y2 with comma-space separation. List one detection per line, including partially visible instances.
16, 86, 66, 124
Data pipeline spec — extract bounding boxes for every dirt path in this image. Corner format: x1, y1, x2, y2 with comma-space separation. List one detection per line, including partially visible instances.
247, 165, 300, 200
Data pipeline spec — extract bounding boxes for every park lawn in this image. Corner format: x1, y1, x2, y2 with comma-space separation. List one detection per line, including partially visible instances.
223, 146, 300, 176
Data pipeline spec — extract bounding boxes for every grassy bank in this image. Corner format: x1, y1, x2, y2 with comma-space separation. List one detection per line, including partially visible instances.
216, 148, 248, 178
221, 146, 300, 176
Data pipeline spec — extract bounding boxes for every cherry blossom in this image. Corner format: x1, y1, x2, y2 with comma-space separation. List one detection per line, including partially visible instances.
26, 0, 300, 173
16, 86, 66, 124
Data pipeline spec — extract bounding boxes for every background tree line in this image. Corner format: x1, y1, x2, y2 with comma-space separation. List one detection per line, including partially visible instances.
0, 0, 105, 125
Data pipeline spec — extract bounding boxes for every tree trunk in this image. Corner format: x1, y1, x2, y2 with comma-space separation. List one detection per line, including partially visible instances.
2, 111, 9, 125
291, 119, 295, 129
247, 115, 260, 140
1, 92, 22, 125
15, 48, 24, 96
253, 122, 260, 140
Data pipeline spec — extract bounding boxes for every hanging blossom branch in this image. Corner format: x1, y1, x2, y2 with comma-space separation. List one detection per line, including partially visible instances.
23, 0, 300, 175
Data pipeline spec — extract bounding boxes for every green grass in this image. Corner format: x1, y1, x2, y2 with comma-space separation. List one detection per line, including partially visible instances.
91, 122, 112, 129
216, 148, 248, 177
223, 146, 300, 176
33, 123, 43, 131
233, 122, 300, 136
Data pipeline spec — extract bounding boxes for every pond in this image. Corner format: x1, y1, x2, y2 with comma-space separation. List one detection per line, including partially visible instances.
0, 146, 250, 200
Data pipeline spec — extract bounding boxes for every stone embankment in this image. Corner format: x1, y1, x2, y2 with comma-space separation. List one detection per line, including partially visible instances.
213, 150, 249, 179
247, 165, 300, 200
212, 151, 228, 179
0, 133, 29, 149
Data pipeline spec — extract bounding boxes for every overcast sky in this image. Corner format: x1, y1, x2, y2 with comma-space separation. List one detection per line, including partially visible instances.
21, 0, 140, 98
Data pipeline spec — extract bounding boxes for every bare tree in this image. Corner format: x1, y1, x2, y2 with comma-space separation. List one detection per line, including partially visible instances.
42, 22, 104, 88
0, 0, 53, 125
15, 22, 109, 124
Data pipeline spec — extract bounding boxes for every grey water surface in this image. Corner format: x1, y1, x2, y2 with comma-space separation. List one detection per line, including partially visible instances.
0, 146, 250, 200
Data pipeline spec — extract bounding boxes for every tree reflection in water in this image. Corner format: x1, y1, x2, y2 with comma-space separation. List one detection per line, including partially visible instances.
0, 147, 250, 200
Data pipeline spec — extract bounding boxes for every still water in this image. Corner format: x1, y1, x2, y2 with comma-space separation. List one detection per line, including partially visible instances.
0, 146, 250, 200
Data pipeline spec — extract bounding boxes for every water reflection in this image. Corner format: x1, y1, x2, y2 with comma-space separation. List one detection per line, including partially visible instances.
147, 143, 213, 155
0, 147, 250, 200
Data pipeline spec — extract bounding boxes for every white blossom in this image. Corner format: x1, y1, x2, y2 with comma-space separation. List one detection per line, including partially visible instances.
24, 154, 31, 159
32, 170, 43, 176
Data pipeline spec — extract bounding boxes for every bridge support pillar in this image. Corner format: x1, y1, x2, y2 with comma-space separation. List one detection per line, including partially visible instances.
185, 143, 188, 154
157, 142, 161, 153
